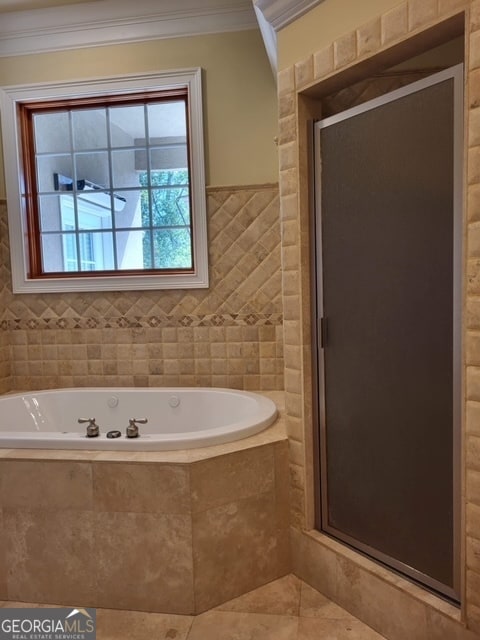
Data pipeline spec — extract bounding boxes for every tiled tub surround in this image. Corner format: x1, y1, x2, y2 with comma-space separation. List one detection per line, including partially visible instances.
0, 392, 290, 613
278, 0, 480, 639
0, 184, 283, 392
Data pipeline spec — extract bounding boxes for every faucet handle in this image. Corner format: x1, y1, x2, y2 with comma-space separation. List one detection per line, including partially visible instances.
126, 417, 148, 438
78, 417, 100, 438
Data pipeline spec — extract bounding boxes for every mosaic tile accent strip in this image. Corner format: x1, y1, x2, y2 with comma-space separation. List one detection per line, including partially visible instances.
1, 312, 282, 332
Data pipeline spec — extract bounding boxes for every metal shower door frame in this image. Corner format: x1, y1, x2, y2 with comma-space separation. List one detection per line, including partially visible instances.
313, 64, 464, 602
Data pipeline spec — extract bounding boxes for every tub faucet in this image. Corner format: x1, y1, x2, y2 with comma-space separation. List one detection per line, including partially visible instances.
78, 417, 100, 438
126, 417, 148, 438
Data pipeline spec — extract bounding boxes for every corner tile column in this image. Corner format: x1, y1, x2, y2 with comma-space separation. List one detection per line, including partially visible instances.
278, 0, 480, 635
466, 1, 480, 631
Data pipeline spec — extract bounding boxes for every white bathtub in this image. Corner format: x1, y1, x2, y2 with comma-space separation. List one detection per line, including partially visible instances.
0, 387, 278, 450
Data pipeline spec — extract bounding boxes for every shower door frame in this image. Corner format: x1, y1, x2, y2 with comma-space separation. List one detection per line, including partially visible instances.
313, 64, 464, 602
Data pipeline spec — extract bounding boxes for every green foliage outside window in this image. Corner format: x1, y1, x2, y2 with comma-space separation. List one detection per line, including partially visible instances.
139, 169, 192, 269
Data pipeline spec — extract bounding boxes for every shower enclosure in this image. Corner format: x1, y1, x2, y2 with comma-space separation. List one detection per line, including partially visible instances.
313, 65, 463, 601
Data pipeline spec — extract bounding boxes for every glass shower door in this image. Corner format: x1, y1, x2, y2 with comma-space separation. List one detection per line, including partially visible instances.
314, 65, 463, 601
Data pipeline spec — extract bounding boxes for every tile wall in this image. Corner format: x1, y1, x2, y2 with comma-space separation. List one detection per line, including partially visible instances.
0, 184, 283, 392
0, 204, 11, 394
278, 0, 480, 637
0, 330, 10, 395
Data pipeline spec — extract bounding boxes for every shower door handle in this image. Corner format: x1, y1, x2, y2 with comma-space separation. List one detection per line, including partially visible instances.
319, 317, 328, 349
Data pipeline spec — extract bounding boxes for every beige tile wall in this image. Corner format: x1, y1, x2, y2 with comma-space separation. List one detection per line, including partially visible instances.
0, 204, 11, 395
278, 0, 480, 637
0, 331, 11, 395
0, 185, 283, 391
0, 439, 290, 613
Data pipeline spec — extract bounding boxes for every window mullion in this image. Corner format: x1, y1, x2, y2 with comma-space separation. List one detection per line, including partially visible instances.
144, 102, 154, 269
105, 107, 118, 270
68, 110, 81, 272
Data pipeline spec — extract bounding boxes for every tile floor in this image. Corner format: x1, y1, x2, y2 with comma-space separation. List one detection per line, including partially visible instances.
0, 573, 387, 639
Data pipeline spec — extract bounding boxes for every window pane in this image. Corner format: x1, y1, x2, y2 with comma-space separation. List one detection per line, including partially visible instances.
36, 155, 73, 193
150, 187, 191, 228
150, 144, 188, 171
147, 168, 189, 187
152, 228, 192, 269
112, 189, 141, 229
116, 230, 147, 270
78, 201, 112, 231
76, 193, 115, 224
112, 149, 144, 188
75, 151, 110, 188
142, 230, 153, 269
78, 231, 114, 271
34, 112, 71, 154
63, 232, 78, 271
109, 105, 145, 147
147, 101, 186, 141
41, 232, 74, 272
72, 108, 107, 150
39, 195, 63, 232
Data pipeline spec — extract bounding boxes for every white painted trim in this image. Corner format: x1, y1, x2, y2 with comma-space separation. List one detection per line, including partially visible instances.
0, 68, 210, 293
0, 0, 257, 57
253, 0, 324, 31
253, 2, 277, 75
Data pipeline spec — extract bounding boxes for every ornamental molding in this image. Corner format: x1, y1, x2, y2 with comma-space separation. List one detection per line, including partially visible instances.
253, 0, 324, 31
252, 0, 324, 76
0, 0, 257, 57
252, 1, 277, 75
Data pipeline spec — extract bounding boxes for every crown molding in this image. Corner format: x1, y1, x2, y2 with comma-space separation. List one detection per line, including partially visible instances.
253, 0, 323, 31
0, 0, 257, 57
252, 2, 277, 76
252, 0, 323, 77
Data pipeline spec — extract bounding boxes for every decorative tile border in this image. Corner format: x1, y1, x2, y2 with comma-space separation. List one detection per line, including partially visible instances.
1, 313, 283, 331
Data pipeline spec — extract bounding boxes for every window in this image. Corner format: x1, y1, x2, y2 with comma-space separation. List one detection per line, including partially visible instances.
0, 69, 208, 292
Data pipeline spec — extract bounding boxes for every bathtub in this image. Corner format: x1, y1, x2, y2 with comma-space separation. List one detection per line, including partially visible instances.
0, 387, 278, 450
